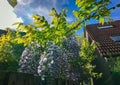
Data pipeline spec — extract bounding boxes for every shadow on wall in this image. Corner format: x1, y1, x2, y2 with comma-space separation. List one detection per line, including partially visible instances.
93, 56, 115, 85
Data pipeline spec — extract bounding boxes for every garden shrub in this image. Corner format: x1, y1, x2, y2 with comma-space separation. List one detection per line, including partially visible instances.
0, 29, 24, 71
0, 0, 115, 83
18, 36, 98, 84
18, 42, 40, 74
106, 57, 120, 85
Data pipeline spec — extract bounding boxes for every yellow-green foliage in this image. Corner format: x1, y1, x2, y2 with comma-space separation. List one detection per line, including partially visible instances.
0, 29, 14, 62
0, 29, 24, 71
81, 40, 96, 74
70, 0, 112, 29
11, 0, 113, 47
13, 8, 73, 47
76, 34, 84, 46
80, 40, 102, 80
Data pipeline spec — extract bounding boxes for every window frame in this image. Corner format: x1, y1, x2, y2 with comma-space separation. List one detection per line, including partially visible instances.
110, 35, 120, 43
98, 25, 113, 29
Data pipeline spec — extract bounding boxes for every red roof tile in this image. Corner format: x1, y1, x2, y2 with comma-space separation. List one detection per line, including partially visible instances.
85, 20, 120, 57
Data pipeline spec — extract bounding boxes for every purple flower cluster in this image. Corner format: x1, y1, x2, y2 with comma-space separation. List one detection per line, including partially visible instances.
18, 36, 81, 81
62, 35, 82, 81
18, 42, 40, 74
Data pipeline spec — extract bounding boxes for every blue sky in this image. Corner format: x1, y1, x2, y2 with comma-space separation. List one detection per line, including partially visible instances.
14, 0, 77, 24
0, 0, 120, 34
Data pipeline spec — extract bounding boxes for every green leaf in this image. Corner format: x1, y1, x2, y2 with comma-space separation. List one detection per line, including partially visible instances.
99, 17, 104, 25
12, 22, 22, 26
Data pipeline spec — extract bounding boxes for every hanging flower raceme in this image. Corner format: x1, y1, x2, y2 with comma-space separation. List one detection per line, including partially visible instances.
18, 36, 82, 81
38, 42, 70, 79
18, 36, 97, 84
63, 35, 82, 81
18, 42, 41, 74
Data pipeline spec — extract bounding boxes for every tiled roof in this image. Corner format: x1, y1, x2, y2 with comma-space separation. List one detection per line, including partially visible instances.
85, 20, 120, 57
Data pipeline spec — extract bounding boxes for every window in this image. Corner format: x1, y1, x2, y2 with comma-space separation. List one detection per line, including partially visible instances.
98, 25, 113, 29
110, 36, 120, 42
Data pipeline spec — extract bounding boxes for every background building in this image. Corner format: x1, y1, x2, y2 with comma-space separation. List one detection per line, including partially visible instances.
85, 20, 120, 57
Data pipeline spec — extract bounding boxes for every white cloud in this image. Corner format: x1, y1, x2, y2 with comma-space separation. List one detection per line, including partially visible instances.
14, 0, 71, 25
0, 0, 23, 29
67, 17, 75, 23
34, 6, 50, 16
37, 7, 52, 23
17, 0, 33, 5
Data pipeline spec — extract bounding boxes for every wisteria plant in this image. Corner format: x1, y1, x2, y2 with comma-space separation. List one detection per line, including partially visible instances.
0, 0, 115, 84
18, 35, 99, 85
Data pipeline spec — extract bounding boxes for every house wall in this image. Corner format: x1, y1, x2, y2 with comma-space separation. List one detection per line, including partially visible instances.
93, 56, 112, 85
84, 29, 112, 85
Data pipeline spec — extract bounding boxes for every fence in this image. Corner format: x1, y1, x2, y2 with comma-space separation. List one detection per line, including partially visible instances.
0, 71, 78, 85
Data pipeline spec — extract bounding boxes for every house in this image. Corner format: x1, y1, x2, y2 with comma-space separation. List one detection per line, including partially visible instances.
84, 20, 120, 85
84, 20, 120, 57
0, 29, 6, 36
7, 0, 17, 7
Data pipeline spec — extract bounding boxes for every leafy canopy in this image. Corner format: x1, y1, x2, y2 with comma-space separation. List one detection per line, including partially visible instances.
12, 0, 116, 47
69, 0, 115, 30
13, 8, 71, 47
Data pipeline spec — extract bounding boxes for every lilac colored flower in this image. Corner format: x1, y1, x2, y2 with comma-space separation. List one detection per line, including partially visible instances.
18, 36, 82, 81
